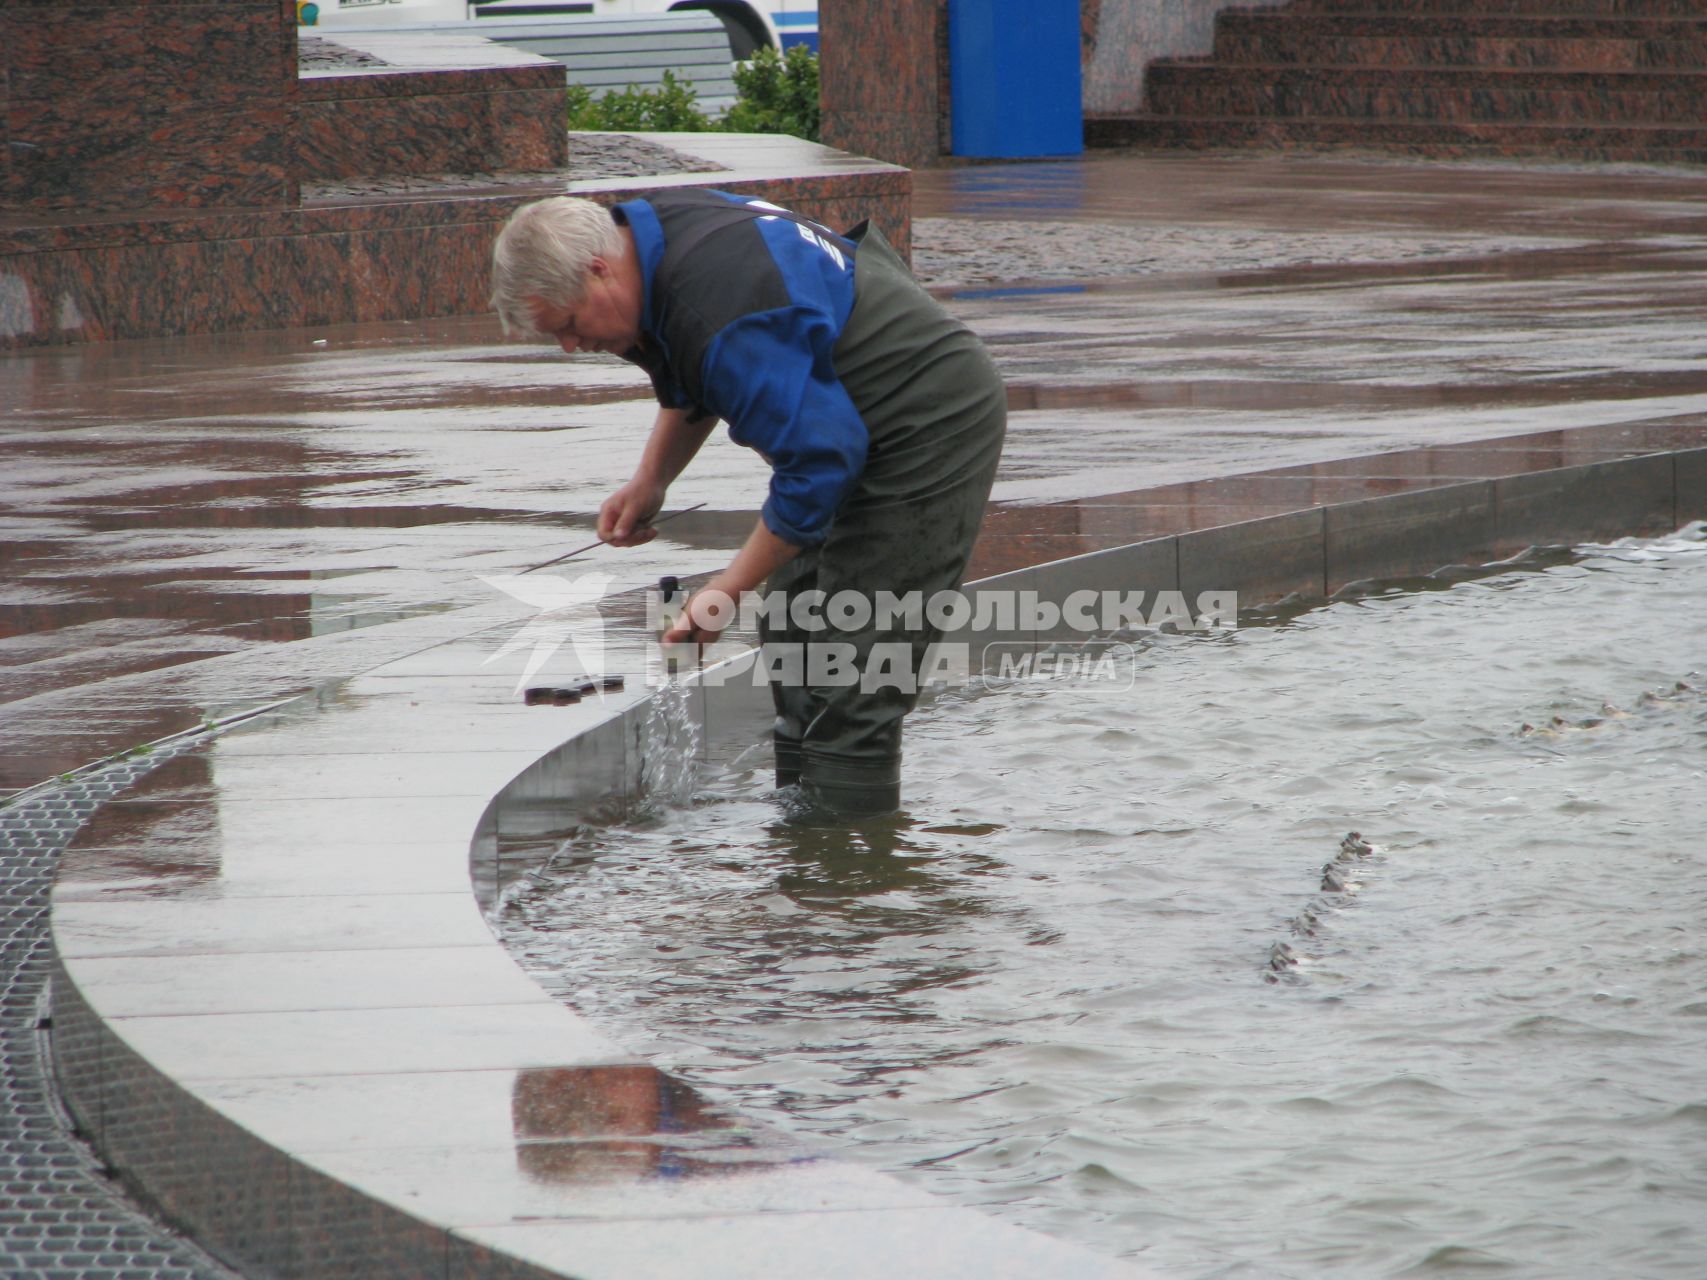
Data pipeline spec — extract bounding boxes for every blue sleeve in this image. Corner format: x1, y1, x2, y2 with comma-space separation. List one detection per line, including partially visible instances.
702, 308, 868, 546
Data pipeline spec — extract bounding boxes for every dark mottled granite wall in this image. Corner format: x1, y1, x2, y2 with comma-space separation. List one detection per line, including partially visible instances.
0, 194, 542, 346
1082, 0, 1287, 113
0, 167, 909, 348
299, 65, 568, 181
297, 32, 568, 181
1092, 2, 1707, 158
0, 2, 900, 349
820, 0, 945, 168
1, 0, 299, 212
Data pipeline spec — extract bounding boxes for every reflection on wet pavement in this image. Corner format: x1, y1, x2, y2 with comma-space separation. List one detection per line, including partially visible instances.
7, 152, 1707, 790
512, 1064, 782, 1187
0, 321, 765, 786
911, 151, 1707, 237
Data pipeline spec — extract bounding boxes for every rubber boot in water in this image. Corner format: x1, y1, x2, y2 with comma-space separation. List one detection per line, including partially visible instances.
799, 748, 901, 818
774, 731, 804, 789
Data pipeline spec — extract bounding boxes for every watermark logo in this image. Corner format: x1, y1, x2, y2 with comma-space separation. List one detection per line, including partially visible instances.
641, 587, 1237, 640
479, 571, 612, 692
978, 641, 1138, 691
479, 577, 1236, 695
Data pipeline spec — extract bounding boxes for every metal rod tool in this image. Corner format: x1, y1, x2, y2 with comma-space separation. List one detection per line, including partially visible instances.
518, 502, 708, 575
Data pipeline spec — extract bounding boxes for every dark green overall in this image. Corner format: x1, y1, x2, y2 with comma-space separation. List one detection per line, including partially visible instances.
763, 224, 1006, 814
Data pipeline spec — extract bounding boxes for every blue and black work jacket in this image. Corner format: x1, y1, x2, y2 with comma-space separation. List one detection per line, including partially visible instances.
613, 189, 865, 547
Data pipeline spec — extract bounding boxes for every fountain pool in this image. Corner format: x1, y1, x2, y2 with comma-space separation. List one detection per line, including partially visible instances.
501, 526, 1707, 1279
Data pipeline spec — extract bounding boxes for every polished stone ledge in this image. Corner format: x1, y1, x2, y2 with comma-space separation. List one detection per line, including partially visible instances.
297, 31, 570, 181
50, 657, 1145, 1279
967, 419, 1707, 581
0, 133, 907, 348
48, 427, 1707, 1279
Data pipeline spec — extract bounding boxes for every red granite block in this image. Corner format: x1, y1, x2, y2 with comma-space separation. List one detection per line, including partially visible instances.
2, 0, 247, 6
298, 80, 566, 180
1214, 14, 1707, 73
1145, 66, 1707, 128
150, 3, 298, 103
6, 4, 291, 107
299, 63, 562, 101
1092, 114, 1707, 164
4, 8, 153, 103
3, 0, 296, 211
1298, 0, 1702, 15
9, 101, 296, 211
820, 0, 943, 167
1100, 0, 1707, 164
0, 161, 907, 347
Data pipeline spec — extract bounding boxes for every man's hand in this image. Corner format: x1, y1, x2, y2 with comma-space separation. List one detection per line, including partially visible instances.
658, 521, 802, 649
600, 409, 718, 548
661, 577, 738, 647
597, 477, 666, 546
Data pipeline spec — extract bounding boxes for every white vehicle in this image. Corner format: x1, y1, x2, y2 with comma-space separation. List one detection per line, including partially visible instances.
302, 0, 819, 58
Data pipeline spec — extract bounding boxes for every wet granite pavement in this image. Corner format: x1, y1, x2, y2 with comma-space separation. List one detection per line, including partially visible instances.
3, 147, 1707, 1278
9, 150, 1707, 790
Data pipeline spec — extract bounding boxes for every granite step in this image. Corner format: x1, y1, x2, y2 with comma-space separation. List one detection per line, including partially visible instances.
1212, 14, 1707, 72
1087, 113, 1707, 163
1288, 0, 1707, 16
1144, 65, 1707, 127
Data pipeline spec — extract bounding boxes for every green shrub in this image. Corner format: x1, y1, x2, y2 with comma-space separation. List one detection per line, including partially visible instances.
722, 46, 819, 141
566, 71, 711, 132
564, 48, 820, 142
565, 81, 597, 127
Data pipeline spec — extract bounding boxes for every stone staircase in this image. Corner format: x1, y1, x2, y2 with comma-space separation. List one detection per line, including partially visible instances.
1088, 0, 1707, 164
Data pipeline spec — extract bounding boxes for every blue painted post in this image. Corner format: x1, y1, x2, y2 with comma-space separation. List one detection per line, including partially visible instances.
948, 0, 1083, 158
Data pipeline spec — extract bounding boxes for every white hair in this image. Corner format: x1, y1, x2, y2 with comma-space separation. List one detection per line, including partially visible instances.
490, 196, 625, 336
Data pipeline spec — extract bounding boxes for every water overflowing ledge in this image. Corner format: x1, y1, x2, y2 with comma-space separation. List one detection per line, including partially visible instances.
43, 428, 1707, 1279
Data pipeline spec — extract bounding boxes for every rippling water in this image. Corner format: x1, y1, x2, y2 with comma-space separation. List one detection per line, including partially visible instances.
501, 527, 1707, 1279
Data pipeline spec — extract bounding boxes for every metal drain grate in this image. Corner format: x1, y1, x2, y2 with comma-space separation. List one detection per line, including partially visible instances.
0, 750, 245, 1280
